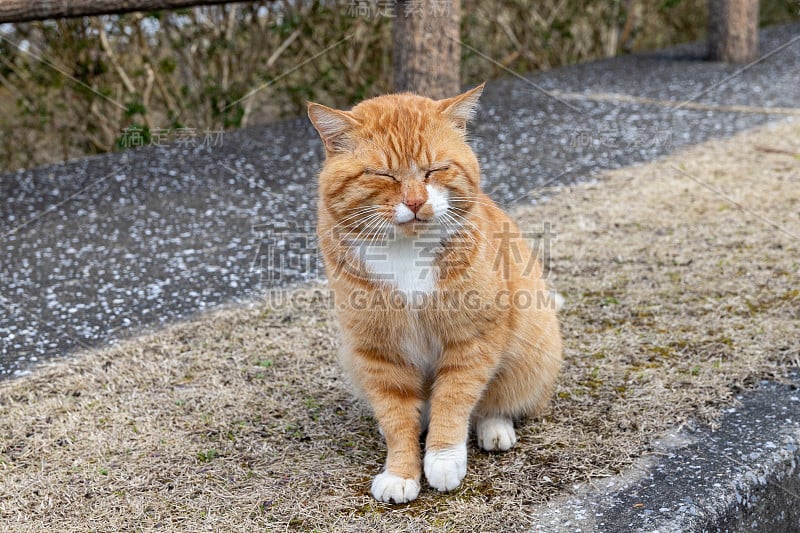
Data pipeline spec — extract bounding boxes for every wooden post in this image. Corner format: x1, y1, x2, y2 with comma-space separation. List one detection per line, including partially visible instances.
392, 0, 461, 99
0, 0, 242, 23
707, 0, 759, 62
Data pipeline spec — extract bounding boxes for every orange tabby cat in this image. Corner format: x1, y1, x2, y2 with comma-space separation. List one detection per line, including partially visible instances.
308, 84, 562, 504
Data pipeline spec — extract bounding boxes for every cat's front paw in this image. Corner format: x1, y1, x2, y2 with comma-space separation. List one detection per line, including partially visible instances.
476, 416, 517, 451
371, 471, 420, 504
424, 443, 467, 492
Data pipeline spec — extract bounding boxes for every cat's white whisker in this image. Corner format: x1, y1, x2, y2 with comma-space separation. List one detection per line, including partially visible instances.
448, 196, 507, 210
446, 209, 497, 255
343, 204, 382, 212
448, 205, 495, 225
440, 212, 479, 250
328, 212, 385, 258
366, 219, 390, 247
350, 213, 386, 245
331, 206, 383, 230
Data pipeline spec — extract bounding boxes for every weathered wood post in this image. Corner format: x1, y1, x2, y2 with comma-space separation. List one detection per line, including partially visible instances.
707, 0, 759, 62
392, 0, 461, 99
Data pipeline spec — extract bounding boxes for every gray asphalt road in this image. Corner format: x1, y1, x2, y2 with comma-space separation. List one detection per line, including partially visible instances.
1, 23, 798, 377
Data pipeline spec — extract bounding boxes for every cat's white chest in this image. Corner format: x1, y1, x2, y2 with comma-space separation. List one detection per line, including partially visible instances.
357, 235, 439, 295
355, 233, 444, 374
401, 312, 442, 378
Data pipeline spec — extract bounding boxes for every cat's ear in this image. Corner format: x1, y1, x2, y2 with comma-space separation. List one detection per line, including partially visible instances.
437, 82, 485, 133
307, 102, 359, 153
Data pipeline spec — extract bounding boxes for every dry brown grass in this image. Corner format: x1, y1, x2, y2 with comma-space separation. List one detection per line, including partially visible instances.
1, 121, 799, 531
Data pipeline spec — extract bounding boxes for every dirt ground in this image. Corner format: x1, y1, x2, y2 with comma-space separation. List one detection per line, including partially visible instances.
1, 120, 798, 532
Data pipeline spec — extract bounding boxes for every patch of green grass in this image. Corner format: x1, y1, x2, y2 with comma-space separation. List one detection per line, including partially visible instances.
352, 501, 387, 517
196, 449, 218, 462
284, 424, 306, 440
303, 397, 321, 421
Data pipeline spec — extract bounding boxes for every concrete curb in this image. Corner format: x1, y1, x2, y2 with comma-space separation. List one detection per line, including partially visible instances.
530, 374, 800, 532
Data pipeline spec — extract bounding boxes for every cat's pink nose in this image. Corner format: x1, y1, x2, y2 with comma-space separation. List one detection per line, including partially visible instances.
404, 198, 424, 214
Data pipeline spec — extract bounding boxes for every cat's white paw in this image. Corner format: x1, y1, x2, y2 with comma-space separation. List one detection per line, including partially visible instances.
424, 443, 467, 492
371, 471, 420, 504
476, 417, 517, 451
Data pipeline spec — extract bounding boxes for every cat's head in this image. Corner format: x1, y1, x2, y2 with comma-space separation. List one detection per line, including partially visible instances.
308, 84, 484, 240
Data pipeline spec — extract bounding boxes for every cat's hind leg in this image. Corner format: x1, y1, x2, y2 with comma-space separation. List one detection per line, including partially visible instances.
475, 415, 517, 451
473, 323, 562, 452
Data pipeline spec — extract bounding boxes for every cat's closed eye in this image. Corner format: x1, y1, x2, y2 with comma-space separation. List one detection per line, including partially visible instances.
424, 166, 450, 181
368, 170, 398, 181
